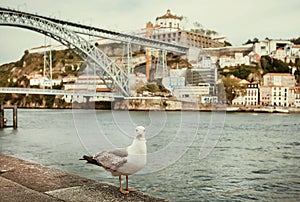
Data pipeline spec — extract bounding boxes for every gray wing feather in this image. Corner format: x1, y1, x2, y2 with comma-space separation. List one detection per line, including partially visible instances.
109, 148, 128, 157
94, 149, 127, 171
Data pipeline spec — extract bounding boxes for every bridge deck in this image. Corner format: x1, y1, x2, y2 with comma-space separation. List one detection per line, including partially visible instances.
0, 87, 115, 101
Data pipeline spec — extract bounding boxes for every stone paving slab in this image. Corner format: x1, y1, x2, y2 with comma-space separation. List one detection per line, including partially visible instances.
0, 177, 63, 202
0, 153, 169, 202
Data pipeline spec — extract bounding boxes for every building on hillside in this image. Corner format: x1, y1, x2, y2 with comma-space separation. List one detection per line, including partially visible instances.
219, 52, 250, 68
245, 83, 260, 106
63, 74, 109, 92
186, 56, 218, 95
150, 30, 224, 48
288, 45, 300, 63
147, 10, 224, 48
263, 73, 296, 87
259, 73, 296, 107
291, 45, 300, 57
202, 44, 254, 67
155, 9, 183, 32
29, 74, 62, 88
161, 69, 186, 93
173, 84, 210, 103
62, 74, 110, 103
62, 75, 77, 83
232, 81, 259, 106
295, 85, 300, 107
259, 86, 271, 106
253, 39, 294, 62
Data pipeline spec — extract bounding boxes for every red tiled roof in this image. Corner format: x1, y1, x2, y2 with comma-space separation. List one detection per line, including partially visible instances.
264, 73, 293, 76
156, 9, 182, 20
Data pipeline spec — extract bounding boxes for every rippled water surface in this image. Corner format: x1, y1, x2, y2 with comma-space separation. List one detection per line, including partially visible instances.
1, 109, 300, 201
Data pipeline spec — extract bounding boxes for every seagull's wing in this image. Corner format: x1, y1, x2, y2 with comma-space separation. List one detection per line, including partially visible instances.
109, 148, 128, 157
94, 148, 128, 171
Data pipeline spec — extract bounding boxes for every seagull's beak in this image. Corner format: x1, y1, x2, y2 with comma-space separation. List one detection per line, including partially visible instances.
135, 126, 145, 140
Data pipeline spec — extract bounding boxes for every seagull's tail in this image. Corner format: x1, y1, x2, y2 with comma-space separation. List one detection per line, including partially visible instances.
80, 155, 101, 166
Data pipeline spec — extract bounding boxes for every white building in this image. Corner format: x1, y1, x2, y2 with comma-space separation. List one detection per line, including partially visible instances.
63, 74, 109, 92
260, 73, 296, 107
173, 84, 210, 102
232, 81, 259, 106
254, 39, 293, 57
62, 74, 110, 103
245, 83, 259, 106
291, 45, 300, 58
295, 86, 300, 108
155, 9, 183, 32
30, 74, 62, 88
219, 52, 250, 68
62, 75, 77, 83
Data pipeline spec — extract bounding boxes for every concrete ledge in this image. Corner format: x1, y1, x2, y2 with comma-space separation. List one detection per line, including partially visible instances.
0, 154, 169, 202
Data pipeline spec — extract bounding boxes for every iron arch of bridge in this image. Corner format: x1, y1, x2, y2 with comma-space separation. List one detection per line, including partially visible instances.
0, 9, 130, 96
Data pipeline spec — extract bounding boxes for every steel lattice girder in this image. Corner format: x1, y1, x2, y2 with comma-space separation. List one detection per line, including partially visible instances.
0, 7, 188, 54
0, 9, 130, 96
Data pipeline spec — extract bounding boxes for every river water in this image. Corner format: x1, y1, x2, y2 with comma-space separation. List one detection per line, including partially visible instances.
0, 109, 300, 201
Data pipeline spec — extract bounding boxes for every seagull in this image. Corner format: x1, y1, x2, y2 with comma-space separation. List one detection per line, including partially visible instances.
81, 126, 147, 194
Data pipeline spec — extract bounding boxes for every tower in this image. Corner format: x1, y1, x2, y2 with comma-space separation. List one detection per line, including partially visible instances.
155, 9, 183, 32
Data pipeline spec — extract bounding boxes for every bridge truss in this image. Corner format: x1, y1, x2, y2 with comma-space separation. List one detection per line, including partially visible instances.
0, 7, 188, 97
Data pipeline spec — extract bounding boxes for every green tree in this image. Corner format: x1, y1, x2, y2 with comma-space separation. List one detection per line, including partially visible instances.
260, 56, 289, 73
224, 41, 232, 46
232, 65, 252, 80
45, 95, 55, 108
136, 83, 160, 94
291, 37, 300, 44
221, 76, 246, 104
244, 37, 259, 45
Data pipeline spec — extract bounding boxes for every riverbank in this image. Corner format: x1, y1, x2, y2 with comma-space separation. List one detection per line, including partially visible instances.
0, 154, 169, 202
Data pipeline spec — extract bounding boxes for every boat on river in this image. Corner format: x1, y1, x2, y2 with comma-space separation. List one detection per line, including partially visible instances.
253, 107, 289, 113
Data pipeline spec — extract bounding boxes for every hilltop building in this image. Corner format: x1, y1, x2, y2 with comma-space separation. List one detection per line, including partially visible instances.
155, 9, 183, 32
147, 10, 224, 48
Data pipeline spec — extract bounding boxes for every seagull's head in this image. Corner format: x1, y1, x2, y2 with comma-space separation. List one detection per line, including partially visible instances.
135, 126, 145, 140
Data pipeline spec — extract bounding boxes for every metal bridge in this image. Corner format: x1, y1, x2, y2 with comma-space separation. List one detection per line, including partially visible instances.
0, 7, 188, 97
0, 87, 115, 101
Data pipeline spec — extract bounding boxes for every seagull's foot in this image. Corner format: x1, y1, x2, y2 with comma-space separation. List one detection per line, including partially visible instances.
126, 188, 137, 192
120, 188, 130, 195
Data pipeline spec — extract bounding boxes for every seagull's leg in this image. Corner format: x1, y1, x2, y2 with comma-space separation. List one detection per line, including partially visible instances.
119, 175, 129, 194
126, 175, 137, 192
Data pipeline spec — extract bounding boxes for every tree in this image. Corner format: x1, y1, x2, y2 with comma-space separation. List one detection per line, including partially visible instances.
291, 37, 300, 44
244, 37, 259, 45
224, 41, 232, 46
232, 65, 252, 80
136, 83, 160, 94
260, 56, 289, 73
221, 76, 247, 104
190, 21, 218, 36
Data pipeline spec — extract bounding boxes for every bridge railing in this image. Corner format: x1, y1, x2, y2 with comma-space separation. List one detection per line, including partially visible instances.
0, 87, 115, 100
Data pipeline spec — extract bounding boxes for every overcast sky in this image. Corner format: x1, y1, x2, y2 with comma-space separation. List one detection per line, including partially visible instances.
0, 0, 300, 65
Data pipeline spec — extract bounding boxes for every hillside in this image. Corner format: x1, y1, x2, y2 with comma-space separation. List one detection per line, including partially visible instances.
0, 43, 191, 108
1, 42, 299, 108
